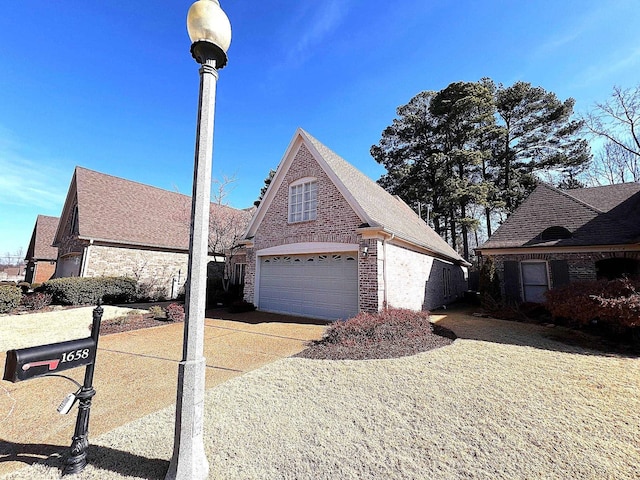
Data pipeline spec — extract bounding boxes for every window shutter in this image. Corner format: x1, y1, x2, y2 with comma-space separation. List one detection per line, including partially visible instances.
503, 261, 520, 302
550, 260, 570, 288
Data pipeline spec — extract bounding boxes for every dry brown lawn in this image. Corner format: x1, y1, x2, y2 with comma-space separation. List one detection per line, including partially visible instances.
2, 309, 639, 479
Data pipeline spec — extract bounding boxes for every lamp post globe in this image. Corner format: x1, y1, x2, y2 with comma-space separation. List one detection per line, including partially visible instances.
166, 1, 230, 480
187, 0, 231, 67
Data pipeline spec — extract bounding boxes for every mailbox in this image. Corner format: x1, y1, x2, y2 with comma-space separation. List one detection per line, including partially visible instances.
3, 336, 97, 383
2, 303, 104, 476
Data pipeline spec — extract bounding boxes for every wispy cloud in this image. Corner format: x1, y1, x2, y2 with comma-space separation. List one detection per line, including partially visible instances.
532, 6, 601, 59
0, 126, 68, 212
280, 0, 351, 68
577, 46, 640, 87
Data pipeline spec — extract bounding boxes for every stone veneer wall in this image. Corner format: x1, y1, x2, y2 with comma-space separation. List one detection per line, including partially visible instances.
488, 250, 640, 301
85, 245, 189, 298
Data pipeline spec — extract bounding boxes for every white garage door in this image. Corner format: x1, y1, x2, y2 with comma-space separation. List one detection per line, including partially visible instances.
258, 253, 358, 321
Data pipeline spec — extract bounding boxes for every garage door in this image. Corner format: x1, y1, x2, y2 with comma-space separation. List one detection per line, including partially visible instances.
258, 253, 358, 320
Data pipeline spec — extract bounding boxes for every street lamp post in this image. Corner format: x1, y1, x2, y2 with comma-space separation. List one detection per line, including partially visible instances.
166, 2, 230, 479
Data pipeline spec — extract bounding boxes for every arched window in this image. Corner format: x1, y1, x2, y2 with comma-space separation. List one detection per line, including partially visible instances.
288, 177, 317, 223
540, 226, 572, 240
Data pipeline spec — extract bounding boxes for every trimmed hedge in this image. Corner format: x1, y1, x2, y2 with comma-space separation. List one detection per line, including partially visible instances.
0, 285, 22, 314
42, 276, 138, 305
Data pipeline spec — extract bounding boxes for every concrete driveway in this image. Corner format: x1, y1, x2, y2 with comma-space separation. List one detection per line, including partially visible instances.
0, 309, 327, 476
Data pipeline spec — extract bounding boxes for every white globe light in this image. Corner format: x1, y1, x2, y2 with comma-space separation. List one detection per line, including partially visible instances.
186, 0, 231, 53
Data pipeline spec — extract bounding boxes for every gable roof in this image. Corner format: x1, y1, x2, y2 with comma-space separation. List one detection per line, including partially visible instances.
26, 215, 59, 261
54, 167, 249, 251
246, 128, 466, 264
478, 182, 640, 250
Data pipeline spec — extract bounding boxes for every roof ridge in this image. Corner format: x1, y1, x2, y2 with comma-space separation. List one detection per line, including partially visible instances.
75, 166, 192, 200
542, 183, 605, 214
298, 129, 466, 264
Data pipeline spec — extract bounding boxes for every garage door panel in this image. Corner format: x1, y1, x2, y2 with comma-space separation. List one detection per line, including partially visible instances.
258, 253, 358, 321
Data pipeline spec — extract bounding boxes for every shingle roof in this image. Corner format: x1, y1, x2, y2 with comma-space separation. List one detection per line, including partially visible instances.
61, 167, 248, 251
478, 182, 640, 250
301, 130, 466, 264
26, 215, 59, 260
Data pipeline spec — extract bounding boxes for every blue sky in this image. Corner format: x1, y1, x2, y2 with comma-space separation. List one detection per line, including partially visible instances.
1, 0, 639, 260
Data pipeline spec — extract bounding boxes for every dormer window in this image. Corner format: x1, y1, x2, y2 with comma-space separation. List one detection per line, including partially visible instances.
289, 178, 317, 223
540, 226, 572, 240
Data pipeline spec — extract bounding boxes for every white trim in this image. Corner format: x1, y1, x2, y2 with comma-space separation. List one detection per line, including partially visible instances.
257, 242, 359, 257
288, 178, 318, 223
289, 176, 317, 187
478, 244, 640, 256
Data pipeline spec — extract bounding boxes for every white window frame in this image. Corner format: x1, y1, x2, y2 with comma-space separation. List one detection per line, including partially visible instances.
520, 261, 550, 303
288, 177, 318, 223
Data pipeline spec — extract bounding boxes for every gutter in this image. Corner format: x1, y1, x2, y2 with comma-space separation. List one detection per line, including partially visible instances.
382, 233, 395, 308
80, 239, 93, 277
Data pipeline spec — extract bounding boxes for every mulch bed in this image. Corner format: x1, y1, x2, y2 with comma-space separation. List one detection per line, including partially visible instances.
99, 313, 182, 335
295, 323, 457, 361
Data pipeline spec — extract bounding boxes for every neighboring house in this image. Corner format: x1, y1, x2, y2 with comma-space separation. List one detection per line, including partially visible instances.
53, 166, 249, 299
0, 266, 26, 283
24, 215, 59, 284
476, 182, 640, 304
242, 128, 469, 320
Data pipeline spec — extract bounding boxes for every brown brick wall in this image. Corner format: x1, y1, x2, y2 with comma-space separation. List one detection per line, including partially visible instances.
488, 250, 640, 301
34, 261, 56, 284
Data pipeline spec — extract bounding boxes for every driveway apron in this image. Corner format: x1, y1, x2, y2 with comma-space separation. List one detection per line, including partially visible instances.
0, 311, 326, 476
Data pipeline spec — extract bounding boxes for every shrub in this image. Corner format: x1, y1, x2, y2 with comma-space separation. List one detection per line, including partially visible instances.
545, 278, 640, 329
149, 305, 165, 319
0, 285, 22, 314
17, 282, 31, 293
21, 292, 53, 311
166, 303, 185, 322
42, 276, 137, 305
136, 282, 168, 302
227, 300, 256, 313
478, 257, 501, 310
323, 308, 433, 347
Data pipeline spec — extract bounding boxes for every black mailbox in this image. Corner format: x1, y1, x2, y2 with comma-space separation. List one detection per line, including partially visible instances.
2, 303, 104, 476
3, 336, 97, 383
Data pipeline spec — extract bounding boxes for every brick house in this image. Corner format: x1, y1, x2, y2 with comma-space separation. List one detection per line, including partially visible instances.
24, 214, 59, 284
242, 128, 469, 320
53, 167, 250, 299
476, 182, 640, 304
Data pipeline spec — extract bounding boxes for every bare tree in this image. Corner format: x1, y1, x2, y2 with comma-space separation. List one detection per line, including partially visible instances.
208, 175, 253, 291
211, 173, 238, 205
585, 141, 640, 185
584, 85, 640, 184
209, 205, 252, 291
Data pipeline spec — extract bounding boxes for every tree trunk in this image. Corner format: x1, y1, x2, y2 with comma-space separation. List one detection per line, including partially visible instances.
485, 206, 492, 237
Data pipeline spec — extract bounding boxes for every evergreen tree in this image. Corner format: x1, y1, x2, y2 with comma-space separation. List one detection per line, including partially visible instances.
254, 169, 276, 207
371, 79, 590, 258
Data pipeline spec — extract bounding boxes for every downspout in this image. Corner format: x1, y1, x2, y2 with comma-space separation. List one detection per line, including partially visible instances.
382, 233, 395, 309
80, 239, 93, 277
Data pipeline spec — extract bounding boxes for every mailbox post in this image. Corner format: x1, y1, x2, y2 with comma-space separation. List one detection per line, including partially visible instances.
2, 303, 104, 476
63, 303, 103, 475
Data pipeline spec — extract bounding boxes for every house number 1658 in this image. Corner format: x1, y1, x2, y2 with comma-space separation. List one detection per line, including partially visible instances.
61, 349, 90, 363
